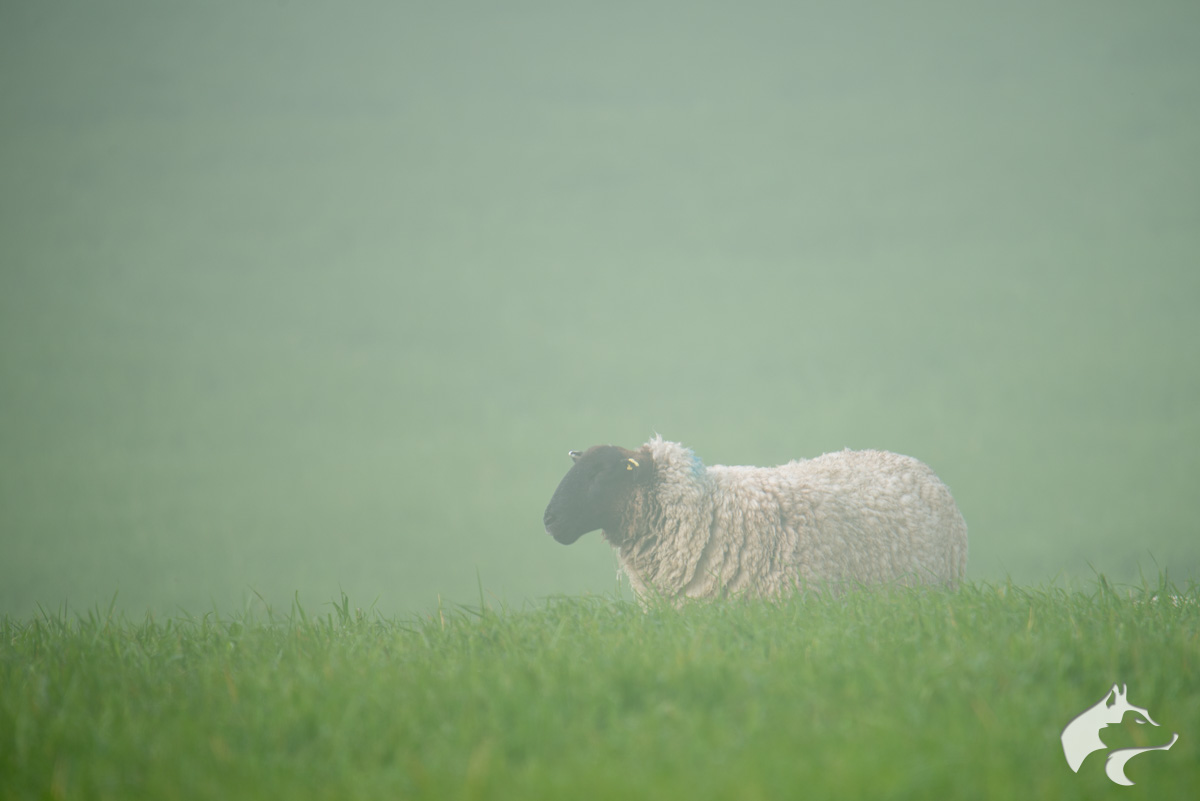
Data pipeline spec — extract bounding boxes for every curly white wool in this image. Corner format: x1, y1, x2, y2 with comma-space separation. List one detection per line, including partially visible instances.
611, 437, 967, 600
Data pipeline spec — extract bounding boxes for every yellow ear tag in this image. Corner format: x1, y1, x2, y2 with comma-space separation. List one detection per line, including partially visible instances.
626, 458, 639, 470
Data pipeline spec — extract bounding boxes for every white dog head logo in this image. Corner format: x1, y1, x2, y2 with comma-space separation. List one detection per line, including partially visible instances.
1061, 684, 1179, 785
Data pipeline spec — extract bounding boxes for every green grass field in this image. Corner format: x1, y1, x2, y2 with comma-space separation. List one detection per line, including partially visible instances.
3, 578, 1196, 800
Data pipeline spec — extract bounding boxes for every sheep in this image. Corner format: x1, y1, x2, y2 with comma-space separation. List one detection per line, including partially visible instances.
542, 436, 967, 601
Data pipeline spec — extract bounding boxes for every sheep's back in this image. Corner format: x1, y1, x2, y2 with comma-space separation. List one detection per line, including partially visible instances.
706, 449, 966, 589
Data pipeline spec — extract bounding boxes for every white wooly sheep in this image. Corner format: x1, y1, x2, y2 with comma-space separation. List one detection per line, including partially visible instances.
543, 436, 967, 600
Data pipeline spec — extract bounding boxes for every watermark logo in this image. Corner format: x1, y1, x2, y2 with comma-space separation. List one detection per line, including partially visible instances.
1061, 684, 1179, 786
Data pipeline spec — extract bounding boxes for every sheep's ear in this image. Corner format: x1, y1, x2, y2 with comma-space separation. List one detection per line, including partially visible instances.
569, 450, 582, 462
625, 457, 639, 471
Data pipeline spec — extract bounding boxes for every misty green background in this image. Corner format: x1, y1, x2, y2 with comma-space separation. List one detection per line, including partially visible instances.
2, 1, 1197, 618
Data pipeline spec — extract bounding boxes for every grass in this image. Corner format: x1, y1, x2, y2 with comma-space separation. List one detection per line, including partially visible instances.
2, 578, 1196, 800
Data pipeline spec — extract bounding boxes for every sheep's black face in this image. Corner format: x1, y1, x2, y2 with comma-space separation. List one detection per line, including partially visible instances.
543, 445, 647, 545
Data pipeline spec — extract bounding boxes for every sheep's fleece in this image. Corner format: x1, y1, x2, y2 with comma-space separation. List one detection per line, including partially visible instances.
547, 437, 967, 600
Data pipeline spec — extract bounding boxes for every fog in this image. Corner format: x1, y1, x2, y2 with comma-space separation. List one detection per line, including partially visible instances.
2, 1, 1197, 618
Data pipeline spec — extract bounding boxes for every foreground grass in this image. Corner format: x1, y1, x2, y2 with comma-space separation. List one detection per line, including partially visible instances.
2, 579, 1197, 801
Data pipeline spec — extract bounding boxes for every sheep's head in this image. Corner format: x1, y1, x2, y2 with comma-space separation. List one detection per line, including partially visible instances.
543, 445, 651, 544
